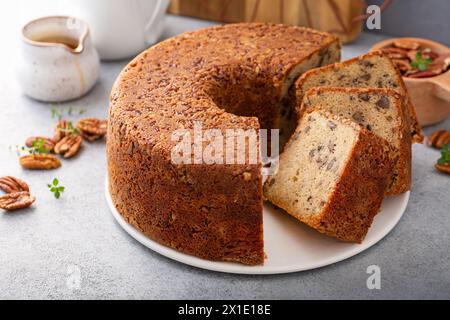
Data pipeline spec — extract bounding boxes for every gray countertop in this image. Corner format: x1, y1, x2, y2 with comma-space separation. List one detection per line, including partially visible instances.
0, 14, 449, 300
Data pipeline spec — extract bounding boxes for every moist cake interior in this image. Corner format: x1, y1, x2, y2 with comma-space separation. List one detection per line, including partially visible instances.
298, 54, 400, 98
266, 111, 358, 219
303, 89, 403, 152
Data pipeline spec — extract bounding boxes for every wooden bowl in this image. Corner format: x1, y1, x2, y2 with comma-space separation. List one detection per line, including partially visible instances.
372, 38, 450, 126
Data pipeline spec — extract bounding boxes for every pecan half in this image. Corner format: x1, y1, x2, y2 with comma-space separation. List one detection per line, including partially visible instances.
435, 163, 450, 175
393, 40, 420, 51
392, 59, 413, 73
406, 50, 418, 62
0, 176, 29, 193
53, 120, 76, 143
54, 135, 83, 158
382, 47, 409, 59
25, 136, 56, 152
428, 130, 450, 149
76, 118, 107, 142
431, 56, 450, 73
0, 191, 35, 211
407, 65, 444, 78
19, 154, 61, 170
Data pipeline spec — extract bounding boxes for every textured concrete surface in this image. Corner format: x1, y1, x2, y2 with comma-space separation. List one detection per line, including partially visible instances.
0, 13, 449, 300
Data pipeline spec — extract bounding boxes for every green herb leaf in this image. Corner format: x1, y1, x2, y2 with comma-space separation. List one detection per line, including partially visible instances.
15, 145, 23, 156
437, 144, 450, 165
51, 105, 87, 120
31, 138, 50, 154
51, 105, 63, 120
17, 138, 50, 156
59, 121, 78, 136
411, 52, 432, 72
48, 178, 65, 199
70, 122, 78, 135
51, 106, 57, 118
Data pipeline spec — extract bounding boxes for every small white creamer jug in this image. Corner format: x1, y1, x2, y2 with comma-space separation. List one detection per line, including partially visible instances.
18, 16, 100, 102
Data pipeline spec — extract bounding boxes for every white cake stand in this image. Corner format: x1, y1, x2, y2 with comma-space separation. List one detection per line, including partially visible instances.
105, 178, 409, 275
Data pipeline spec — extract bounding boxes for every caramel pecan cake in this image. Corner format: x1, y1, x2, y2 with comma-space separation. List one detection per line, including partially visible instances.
107, 24, 340, 265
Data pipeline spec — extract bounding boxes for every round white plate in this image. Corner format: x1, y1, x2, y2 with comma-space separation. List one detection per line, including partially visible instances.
105, 179, 409, 274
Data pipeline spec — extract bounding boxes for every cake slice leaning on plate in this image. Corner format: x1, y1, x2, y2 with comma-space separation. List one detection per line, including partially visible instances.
264, 109, 395, 243
301, 87, 411, 195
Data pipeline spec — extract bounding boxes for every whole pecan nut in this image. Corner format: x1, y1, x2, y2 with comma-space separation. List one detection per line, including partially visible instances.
25, 136, 56, 152
428, 129, 450, 149
393, 40, 420, 51
54, 135, 83, 158
406, 65, 444, 78
0, 176, 30, 193
435, 163, 450, 175
406, 50, 419, 62
0, 191, 36, 211
19, 154, 61, 170
53, 120, 76, 143
381, 47, 409, 59
392, 59, 413, 73
76, 118, 107, 142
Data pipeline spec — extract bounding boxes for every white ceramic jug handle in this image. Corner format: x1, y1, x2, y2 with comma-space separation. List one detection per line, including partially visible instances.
143, 0, 168, 45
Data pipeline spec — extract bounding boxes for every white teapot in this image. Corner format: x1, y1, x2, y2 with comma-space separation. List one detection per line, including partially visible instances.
73, 0, 170, 60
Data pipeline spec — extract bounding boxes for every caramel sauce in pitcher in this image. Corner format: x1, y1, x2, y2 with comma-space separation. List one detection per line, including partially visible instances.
33, 34, 80, 50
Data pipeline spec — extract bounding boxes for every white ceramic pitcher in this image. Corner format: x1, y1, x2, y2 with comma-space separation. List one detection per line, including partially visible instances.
73, 0, 169, 60
18, 16, 100, 102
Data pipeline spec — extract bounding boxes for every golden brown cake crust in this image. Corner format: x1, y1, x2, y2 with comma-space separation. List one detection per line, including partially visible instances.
295, 51, 424, 143
107, 23, 339, 265
302, 87, 411, 195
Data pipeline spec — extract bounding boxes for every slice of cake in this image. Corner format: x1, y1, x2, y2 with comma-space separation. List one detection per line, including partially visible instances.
294, 51, 424, 143
301, 87, 411, 195
264, 109, 394, 243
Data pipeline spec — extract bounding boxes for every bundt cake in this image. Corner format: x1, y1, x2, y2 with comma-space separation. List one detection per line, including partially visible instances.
107, 23, 340, 265
263, 109, 395, 243
301, 87, 411, 195
294, 51, 424, 143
